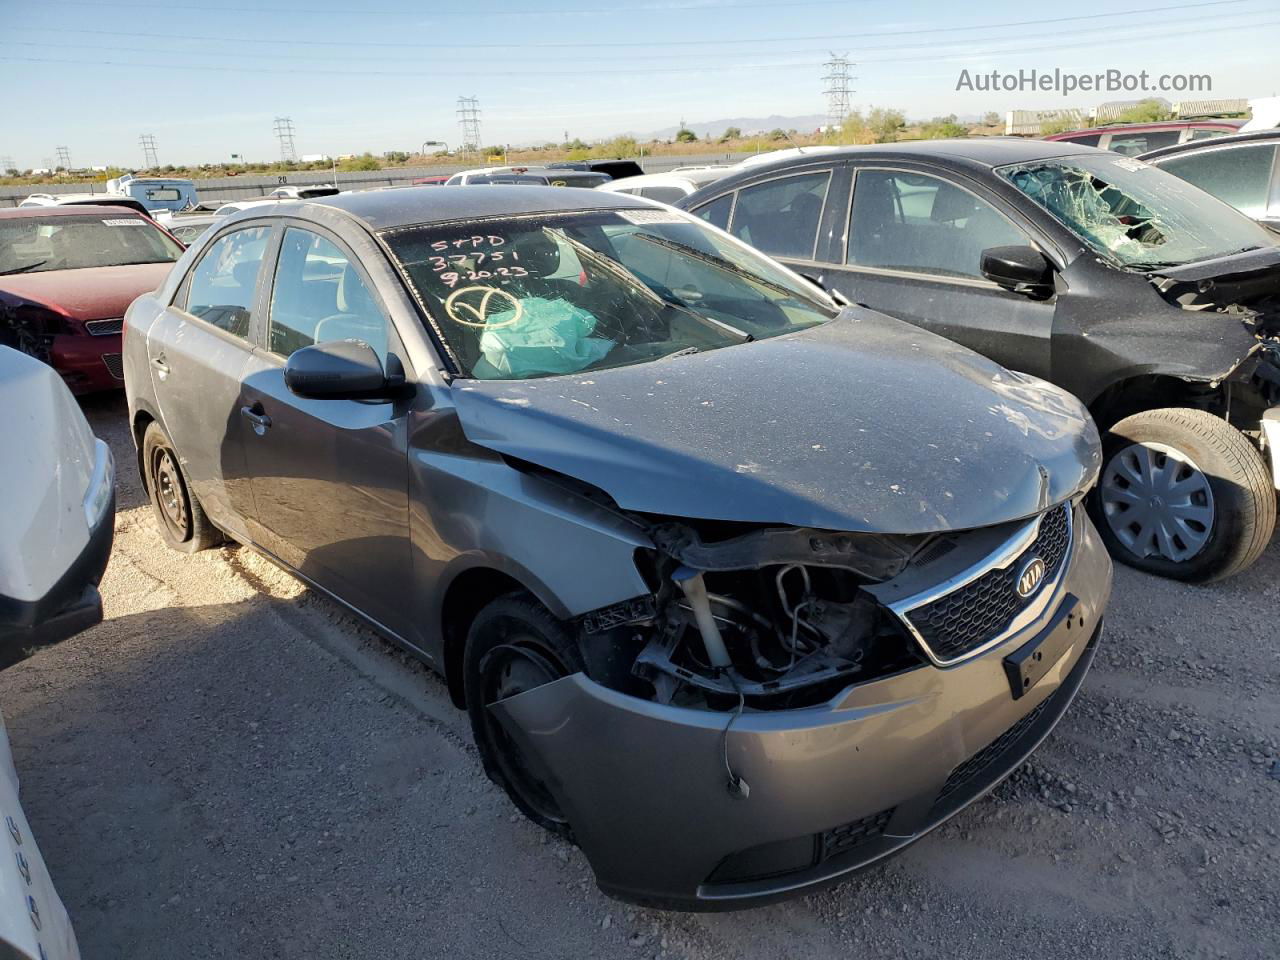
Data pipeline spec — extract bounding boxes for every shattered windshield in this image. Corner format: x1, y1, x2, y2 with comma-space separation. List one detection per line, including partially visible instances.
384, 208, 837, 380
997, 154, 1276, 270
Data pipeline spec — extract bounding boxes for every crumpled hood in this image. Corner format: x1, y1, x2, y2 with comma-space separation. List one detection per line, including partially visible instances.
0, 262, 173, 321
450, 308, 1102, 534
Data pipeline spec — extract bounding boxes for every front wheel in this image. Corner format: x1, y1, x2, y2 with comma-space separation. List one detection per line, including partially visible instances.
463, 594, 584, 838
1090, 408, 1275, 582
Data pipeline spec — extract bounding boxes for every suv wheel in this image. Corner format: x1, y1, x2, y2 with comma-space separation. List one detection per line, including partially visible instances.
142, 422, 223, 553
464, 594, 584, 838
1091, 408, 1275, 582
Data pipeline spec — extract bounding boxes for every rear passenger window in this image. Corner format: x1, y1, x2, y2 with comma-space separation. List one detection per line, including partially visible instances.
184, 225, 270, 338
729, 172, 830, 260
1159, 144, 1278, 219
847, 170, 1026, 280
268, 228, 388, 360
692, 193, 733, 230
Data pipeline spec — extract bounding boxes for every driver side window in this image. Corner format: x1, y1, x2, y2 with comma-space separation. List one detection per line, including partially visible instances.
268, 228, 388, 360
847, 170, 1028, 280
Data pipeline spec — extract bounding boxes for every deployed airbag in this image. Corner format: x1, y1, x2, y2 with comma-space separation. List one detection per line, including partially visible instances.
477, 296, 614, 378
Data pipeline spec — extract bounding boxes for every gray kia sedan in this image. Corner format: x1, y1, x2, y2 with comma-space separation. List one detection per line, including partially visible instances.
123, 187, 1113, 909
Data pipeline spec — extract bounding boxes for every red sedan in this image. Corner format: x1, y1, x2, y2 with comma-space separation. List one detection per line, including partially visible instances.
0, 205, 184, 394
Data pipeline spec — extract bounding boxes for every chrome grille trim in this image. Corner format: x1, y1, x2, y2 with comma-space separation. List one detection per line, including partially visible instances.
889, 503, 1076, 667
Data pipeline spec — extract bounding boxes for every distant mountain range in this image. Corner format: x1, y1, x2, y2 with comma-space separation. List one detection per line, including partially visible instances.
637, 114, 829, 140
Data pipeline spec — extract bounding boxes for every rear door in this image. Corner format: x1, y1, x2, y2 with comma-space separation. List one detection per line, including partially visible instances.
146, 222, 276, 538
819, 164, 1059, 378
1153, 141, 1280, 227
237, 223, 414, 637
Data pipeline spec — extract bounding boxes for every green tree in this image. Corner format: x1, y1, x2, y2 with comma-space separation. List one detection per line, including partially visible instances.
1039, 114, 1080, 136
675, 128, 698, 143
983, 111, 1002, 128
866, 108, 906, 143
338, 153, 381, 171
1114, 99, 1172, 123
721, 126, 742, 141
919, 115, 969, 139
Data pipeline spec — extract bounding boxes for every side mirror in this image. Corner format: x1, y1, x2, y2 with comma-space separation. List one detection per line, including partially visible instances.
284, 339, 398, 399
980, 245, 1054, 296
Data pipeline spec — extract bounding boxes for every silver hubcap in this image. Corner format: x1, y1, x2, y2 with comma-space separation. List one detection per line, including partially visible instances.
1100, 442, 1214, 563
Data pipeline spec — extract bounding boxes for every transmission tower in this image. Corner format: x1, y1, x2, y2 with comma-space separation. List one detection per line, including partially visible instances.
139, 133, 159, 168
0, 157, 14, 174
55, 145, 72, 170
456, 97, 482, 157
274, 117, 298, 163
822, 53, 855, 131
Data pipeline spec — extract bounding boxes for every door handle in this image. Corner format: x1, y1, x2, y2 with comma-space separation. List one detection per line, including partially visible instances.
150, 356, 170, 379
240, 403, 272, 434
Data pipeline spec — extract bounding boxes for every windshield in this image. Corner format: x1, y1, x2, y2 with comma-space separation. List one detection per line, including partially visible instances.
997, 153, 1277, 270
384, 208, 838, 380
0, 214, 184, 275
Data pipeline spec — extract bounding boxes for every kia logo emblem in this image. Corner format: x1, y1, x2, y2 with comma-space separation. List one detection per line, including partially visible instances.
1016, 557, 1046, 599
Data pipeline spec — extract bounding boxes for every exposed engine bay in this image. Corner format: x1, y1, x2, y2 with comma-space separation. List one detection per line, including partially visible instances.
577, 517, 943, 713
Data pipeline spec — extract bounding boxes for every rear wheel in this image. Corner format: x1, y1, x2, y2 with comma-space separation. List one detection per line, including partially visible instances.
1090, 408, 1274, 582
463, 594, 584, 838
142, 422, 223, 553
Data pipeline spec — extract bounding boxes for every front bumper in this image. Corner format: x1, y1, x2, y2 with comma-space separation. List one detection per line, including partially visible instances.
492, 507, 1113, 910
49, 332, 123, 395
0, 490, 114, 670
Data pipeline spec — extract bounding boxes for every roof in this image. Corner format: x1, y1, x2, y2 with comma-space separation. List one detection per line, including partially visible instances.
1138, 128, 1280, 161
0, 204, 148, 220
309, 185, 652, 230
1045, 119, 1244, 139
732, 138, 1098, 173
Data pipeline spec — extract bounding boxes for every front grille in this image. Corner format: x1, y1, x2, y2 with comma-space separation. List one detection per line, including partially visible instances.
932, 697, 1050, 812
905, 504, 1071, 662
85, 318, 123, 336
819, 807, 895, 860
101, 353, 124, 380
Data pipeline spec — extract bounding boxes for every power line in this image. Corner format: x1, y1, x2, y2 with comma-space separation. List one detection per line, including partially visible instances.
0, 157, 15, 173
10, 0, 1254, 50
4, 17, 1271, 79
55, 145, 72, 169
139, 133, 159, 168
27, 0, 885, 17
822, 53, 853, 130
457, 97, 482, 157
274, 116, 298, 163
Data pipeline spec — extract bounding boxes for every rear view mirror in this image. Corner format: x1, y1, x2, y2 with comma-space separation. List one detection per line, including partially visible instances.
981, 245, 1054, 296
284, 339, 393, 399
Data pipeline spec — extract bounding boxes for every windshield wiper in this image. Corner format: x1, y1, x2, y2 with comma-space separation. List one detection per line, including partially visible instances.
0, 260, 48, 276
548, 229, 752, 343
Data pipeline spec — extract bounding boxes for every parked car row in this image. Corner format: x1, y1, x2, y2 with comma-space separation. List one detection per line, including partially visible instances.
3, 133, 1275, 917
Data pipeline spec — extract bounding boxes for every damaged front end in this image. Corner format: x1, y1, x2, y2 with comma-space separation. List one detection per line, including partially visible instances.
490, 498, 1111, 908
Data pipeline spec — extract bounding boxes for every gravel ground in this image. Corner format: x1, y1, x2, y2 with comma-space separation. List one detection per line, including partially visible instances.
1, 393, 1276, 960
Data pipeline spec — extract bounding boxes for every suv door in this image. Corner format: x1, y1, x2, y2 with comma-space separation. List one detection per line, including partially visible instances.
238, 224, 413, 637
1153, 142, 1280, 228
146, 223, 275, 539
823, 165, 1058, 378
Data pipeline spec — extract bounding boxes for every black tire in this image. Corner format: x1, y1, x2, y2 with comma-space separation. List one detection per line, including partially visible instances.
463, 594, 584, 838
142, 422, 223, 553
1089, 408, 1275, 582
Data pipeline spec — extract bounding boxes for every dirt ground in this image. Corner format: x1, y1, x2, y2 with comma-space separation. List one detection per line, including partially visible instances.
1, 393, 1276, 960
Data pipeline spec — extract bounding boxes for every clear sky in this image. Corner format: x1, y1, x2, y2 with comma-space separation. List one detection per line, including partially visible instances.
0, 0, 1276, 169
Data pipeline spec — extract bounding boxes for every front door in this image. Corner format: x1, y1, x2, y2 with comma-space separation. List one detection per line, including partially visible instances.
146, 223, 274, 539
821, 167, 1057, 378
238, 224, 413, 638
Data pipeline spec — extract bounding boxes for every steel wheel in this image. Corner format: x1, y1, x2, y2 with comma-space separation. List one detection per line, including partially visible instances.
1099, 441, 1215, 563
151, 447, 191, 541
478, 632, 570, 826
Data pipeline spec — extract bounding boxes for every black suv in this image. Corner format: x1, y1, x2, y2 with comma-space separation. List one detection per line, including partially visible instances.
678, 139, 1280, 582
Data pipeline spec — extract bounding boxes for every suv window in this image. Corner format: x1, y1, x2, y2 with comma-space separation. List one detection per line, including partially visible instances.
1108, 131, 1180, 155
268, 227, 387, 359
729, 172, 830, 260
847, 170, 1026, 279
1158, 144, 1278, 219
1061, 133, 1101, 147
693, 193, 732, 230
184, 225, 271, 338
